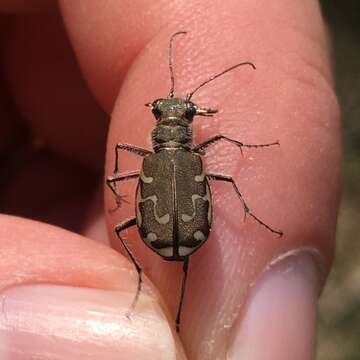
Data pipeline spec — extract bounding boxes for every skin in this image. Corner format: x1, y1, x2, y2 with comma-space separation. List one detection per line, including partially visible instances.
0, 0, 340, 359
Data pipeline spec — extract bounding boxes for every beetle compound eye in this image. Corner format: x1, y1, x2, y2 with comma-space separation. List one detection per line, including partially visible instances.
185, 104, 196, 118
152, 107, 162, 119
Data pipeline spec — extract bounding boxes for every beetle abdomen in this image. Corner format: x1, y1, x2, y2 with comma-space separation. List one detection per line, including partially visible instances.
136, 150, 212, 260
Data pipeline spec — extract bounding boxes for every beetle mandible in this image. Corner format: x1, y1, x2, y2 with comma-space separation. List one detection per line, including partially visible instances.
107, 31, 282, 332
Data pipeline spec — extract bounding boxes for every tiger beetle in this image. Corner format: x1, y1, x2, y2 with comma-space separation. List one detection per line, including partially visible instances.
107, 31, 282, 333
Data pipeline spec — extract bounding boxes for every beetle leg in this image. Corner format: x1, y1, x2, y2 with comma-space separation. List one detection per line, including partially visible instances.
113, 143, 152, 173
175, 257, 189, 333
193, 135, 279, 156
115, 217, 143, 316
207, 174, 283, 236
106, 171, 139, 212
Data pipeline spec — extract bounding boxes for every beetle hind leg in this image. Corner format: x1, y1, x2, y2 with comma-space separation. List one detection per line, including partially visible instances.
207, 174, 283, 236
176, 257, 190, 333
115, 217, 143, 316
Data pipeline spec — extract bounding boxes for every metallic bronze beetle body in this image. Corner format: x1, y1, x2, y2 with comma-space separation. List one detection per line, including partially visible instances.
107, 32, 282, 332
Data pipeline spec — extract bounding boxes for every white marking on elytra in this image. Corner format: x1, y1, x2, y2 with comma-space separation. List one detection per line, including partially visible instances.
136, 189, 142, 226
195, 172, 205, 182
138, 194, 170, 224
181, 184, 211, 223
140, 170, 154, 183
158, 247, 173, 257
207, 183, 212, 224
146, 232, 157, 242
194, 230, 206, 241
181, 213, 193, 222
179, 246, 191, 257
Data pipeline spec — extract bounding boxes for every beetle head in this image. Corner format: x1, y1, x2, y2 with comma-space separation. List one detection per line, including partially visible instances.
145, 98, 217, 123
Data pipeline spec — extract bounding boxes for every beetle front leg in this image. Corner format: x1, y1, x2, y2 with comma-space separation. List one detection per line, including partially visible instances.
175, 257, 189, 333
115, 217, 143, 315
207, 173, 283, 236
193, 135, 279, 155
106, 171, 139, 211
113, 143, 152, 173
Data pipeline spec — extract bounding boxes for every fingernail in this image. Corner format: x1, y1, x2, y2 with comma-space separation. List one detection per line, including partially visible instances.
227, 254, 321, 360
0, 285, 176, 360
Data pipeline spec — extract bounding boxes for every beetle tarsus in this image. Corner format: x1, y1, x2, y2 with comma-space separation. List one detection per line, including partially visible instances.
108, 193, 130, 214
115, 218, 143, 314
176, 257, 189, 333
125, 268, 143, 319
106, 172, 139, 212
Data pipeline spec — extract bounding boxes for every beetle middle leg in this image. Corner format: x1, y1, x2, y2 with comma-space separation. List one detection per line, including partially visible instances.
106, 171, 139, 211
115, 217, 143, 315
207, 173, 283, 236
109, 144, 151, 211
175, 257, 189, 333
193, 135, 279, 155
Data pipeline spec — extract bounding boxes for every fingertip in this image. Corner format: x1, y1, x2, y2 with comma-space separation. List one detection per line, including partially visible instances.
0, 285, 180, 359
228, 254, 320, 360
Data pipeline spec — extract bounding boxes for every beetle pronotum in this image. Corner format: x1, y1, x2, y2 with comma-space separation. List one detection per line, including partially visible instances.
107, 31, 282, 332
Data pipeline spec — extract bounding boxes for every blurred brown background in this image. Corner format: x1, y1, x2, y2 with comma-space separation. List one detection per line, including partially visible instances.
318, 1, 360, 359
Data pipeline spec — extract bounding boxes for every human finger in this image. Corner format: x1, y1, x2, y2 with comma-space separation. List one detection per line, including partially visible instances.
0, 214, 185, 359
62, 1, 340, 359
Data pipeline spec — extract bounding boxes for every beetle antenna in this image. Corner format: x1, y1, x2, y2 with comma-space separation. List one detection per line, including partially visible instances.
186, 61, 256, 100
168, 31, 187, 98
